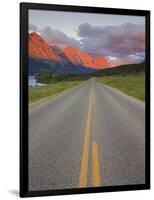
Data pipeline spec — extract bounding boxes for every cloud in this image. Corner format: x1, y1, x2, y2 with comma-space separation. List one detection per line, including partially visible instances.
29, 24, 39, 32
40, 26, 69, 46
108, 53, 145, 67
78, 23, 145, 64
29, 23, 145, 66
29, 24, 80, 48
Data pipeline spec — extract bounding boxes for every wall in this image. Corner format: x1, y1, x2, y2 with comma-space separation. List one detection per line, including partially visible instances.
0, 0, 153, 199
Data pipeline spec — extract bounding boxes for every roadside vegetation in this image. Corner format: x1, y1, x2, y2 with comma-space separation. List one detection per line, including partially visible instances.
95, 63, 145, 101
96, 74, 145, 101
29, 63, 145, 105
35, 72, 90, 84
29, 80, 83, 104
29, 72, 91, 105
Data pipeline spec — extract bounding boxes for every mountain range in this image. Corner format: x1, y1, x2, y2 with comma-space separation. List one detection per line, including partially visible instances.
29, 32, 109, 75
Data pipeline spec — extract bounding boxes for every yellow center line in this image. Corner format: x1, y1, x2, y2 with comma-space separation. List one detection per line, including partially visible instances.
92, 141, 101, 187
78, 90, 93, 188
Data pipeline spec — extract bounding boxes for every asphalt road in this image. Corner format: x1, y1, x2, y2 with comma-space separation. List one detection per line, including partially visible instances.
29, 78, 145, 191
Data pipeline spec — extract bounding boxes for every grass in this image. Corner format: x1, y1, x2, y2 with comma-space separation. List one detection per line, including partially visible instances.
96, 74, 145, 101
29, 80, 83, 104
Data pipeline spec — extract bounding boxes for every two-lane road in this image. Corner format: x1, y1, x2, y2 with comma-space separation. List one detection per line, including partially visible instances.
29, 78, 145, 191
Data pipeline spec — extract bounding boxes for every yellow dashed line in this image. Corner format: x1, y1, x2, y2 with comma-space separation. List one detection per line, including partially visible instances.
92, 141, 101, 187
78, 90, 93, 187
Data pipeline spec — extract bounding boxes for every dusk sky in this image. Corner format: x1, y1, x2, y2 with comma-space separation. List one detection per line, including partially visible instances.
29, 9, 145, 67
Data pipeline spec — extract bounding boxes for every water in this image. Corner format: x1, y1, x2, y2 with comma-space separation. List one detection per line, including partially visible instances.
29, 76, 47, 86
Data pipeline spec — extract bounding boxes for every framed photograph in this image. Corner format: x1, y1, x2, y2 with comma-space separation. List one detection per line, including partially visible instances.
20, 3, 150, 197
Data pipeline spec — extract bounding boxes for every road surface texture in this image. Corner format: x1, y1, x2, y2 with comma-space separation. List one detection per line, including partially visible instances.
29, 78, 145, 191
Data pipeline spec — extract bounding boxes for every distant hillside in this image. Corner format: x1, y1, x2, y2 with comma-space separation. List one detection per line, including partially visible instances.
29, 32, 95, 75
29, 57, 95, 75
63, 46, 108, 69
29, 32, 110, 75
93, 63, 145, 76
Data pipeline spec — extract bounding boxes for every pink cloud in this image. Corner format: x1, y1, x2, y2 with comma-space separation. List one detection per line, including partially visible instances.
78, 22, 145, 65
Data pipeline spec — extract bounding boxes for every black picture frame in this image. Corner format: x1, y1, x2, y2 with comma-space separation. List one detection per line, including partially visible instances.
20, 2, 150, 197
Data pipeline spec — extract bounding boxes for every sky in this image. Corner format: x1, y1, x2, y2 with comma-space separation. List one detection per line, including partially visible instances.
29, 9, 145, 66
